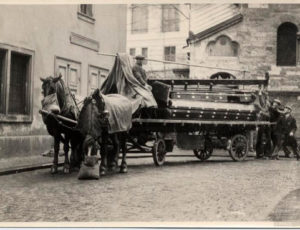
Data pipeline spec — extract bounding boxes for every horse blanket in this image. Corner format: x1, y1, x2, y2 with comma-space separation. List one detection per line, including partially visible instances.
100, 53, 157, 113
102, 94, 132, 134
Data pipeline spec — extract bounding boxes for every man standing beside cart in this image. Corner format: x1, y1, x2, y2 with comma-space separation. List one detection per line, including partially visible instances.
256, 98, 281, 159
269, 99, 282, 157
281, 106, 300, 160
271, 105, 300, 160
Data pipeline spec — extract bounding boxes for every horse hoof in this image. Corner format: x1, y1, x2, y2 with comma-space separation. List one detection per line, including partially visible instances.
120, 166, 128, 174
63, 167, 70, 174
51, 165, 58, 174
109, 165, 119, 173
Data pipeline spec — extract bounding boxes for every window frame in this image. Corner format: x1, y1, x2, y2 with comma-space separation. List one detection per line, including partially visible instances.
129, 48, 136, 56
77, 4, 95, 24
0, 43, 34, 123
161, 4, 180, 33
141, 47, 148, 64
87, 65, 109, 94
54, 56, 82, 96
131, 4, 149, 34
164, 46, 176, 62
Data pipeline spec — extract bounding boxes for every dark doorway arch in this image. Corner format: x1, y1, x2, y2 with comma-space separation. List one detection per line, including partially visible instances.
277, 22, 298, 66
210, 72, 237, 79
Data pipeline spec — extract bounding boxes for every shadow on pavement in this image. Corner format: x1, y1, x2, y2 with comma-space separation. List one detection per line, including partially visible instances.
268, 188, 300, 223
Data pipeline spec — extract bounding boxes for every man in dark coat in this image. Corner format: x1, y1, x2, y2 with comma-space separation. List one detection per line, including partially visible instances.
269, 99, 282, 156
271, 105, 299, 160
256, 99, 281, 159
132, 55, 147, 86
281, 106, 300, 160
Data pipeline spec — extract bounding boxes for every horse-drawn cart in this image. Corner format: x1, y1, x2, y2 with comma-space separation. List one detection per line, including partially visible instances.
40, 54, 273, 175
40, 75, 272, 167
127, 77, 272, 166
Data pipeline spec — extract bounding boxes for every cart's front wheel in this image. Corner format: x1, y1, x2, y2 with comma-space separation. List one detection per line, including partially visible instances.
152, 139, 166, 166
193, 139, 213, 161
229, 134, 248, 161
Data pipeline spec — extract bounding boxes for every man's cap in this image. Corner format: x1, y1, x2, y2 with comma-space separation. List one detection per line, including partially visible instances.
285, 105, 292, 112
276, 105, 286, 114
272, 99, 281, 105
135, 55, 145, 60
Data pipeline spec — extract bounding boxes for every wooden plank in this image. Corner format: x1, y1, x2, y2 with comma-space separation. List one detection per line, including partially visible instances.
39, 110, 78, 125
148, 78, 268, 86
132, 118, 272, 126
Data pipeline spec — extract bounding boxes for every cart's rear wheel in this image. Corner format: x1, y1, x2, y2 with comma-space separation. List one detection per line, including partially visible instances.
229, 134, 248, 161
152, 139, 166, 166
193, 139, 213, 161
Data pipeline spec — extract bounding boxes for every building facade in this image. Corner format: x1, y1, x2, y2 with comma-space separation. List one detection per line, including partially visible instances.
188, 4, 300, 136
126, 4, 190, 78
0, 4, 127, 158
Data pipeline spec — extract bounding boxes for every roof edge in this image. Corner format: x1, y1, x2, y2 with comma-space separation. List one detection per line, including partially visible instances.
189, 13, 243, 44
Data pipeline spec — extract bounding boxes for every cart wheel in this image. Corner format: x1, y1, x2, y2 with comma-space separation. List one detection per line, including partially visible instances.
229, 134, 248, 161
152, 139, 166, 166
193, 139, 213, 161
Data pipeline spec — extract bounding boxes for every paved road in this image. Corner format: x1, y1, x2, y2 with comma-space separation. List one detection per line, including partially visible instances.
0, 149, 299, 223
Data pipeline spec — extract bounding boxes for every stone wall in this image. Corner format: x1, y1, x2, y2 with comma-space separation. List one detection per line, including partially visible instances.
0, 5, 127, 158
190, 4, 300, 136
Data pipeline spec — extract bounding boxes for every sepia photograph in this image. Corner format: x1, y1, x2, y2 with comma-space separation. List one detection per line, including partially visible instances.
0, 0, 299, 227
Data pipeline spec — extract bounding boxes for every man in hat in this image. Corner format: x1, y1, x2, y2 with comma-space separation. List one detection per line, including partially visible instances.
261, 99, 282, 159
281, 106, 300, 160
132, 55, 147, 86
270, 103, 287, 159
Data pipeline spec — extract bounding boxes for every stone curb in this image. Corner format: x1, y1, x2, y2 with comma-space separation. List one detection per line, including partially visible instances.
0, 162, 64, 176
0, 153, 259, 176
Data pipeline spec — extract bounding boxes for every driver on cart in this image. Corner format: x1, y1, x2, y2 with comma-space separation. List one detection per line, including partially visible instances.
132, 55, 148, 86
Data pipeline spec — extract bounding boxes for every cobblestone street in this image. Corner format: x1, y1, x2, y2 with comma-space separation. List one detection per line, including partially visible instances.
0, 149, 299, 223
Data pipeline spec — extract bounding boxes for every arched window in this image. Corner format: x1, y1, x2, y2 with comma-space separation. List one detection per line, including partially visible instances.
210, 72, 236, 79
277, 22, 298, 66
206, 35, 239, 57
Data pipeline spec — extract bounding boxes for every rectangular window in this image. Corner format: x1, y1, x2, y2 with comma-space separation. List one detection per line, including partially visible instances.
164, 46, 176, 62
130, 48, 136, 56
0, 49, 7, 114
142, 47, 148, 64
142, 47, 148, 58
78, 4, 95, 24
131, 4, 148, 34
0, 44, 33, 122
8, 52, 30, 114
88, 65, 109, 94
55, 57, 81, 96
80, 4, 93, 17
162, 4, 180, 32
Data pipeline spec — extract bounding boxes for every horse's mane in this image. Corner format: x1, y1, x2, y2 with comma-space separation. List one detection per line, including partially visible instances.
56, 79, 79, 119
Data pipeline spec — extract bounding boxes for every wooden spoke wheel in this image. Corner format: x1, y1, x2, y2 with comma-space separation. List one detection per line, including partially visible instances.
152, 139, 166, 166
193, 139, 213, 161
229, 134, 249, 161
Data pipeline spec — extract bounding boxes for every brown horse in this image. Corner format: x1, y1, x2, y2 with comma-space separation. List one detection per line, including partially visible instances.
77, 89, 128, 176
40, 75, 83, 174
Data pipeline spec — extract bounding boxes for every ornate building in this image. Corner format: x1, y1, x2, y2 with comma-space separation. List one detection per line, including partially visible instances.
188, 4, 300, 136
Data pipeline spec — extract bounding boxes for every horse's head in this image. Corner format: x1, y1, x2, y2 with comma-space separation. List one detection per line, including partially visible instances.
41, 75, 62, 98
40, 75, 62, 114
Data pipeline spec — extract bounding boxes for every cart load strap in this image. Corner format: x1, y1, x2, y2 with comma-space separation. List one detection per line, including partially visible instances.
100, 53, 157, 109
102, 94, 132, 134
170, 99, 256, 112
